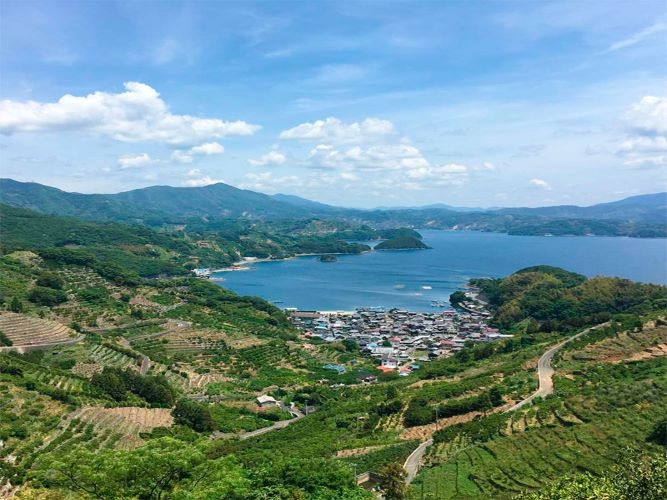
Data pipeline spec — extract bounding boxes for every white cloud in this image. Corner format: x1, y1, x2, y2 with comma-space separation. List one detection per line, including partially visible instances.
249, 150, 287, 166
529, 178, 551, 190
623, 96, 667, 136
618, 136, 667, 154
171, 151, 193, 163
171, 141, 225, 163
308, 143, 428, 171
617, 96, 667, 168
279, 117, 396, 143
117, 153, 155, 169
0, 82, 261, 144
240, 171, 338, 194
607, 21, 667, 52
182, 175, 223, 187
190, 142, 225, 155
407, 163, 468, 178
623, 155, 667, 168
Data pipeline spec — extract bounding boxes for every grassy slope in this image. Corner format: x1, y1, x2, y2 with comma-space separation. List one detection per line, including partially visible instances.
409, 323, 667, 499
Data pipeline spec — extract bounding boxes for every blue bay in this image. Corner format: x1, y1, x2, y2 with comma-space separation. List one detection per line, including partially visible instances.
215, 230, 667, 312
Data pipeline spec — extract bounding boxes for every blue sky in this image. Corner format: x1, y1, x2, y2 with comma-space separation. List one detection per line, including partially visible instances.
1, 0, 665, 208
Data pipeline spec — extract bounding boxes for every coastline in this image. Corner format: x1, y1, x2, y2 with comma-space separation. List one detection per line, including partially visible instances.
213, 250, 373, 272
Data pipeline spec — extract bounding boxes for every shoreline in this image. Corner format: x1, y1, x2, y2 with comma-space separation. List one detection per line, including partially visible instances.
213, 250, 373, 272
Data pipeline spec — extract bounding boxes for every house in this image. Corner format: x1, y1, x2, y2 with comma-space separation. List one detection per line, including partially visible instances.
256, 395, 278, 408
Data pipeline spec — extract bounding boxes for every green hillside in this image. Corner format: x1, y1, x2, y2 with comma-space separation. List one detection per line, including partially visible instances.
375, 236, 431, 250
2, 179, 666, 237
0, 203, 665, 500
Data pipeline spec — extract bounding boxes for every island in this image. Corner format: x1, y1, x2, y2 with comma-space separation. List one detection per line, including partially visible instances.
318, 254, 338, 262
374, 236, 431, 250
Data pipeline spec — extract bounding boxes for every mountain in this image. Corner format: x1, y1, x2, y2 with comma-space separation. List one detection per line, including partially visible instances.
1, 179, 665, 235
496, 192, 667, 223
111, 183, 308, 219
0, 179, 162, 223
376, 203, 492, 212
0, 179, 309, 223
271, 193, 338, 212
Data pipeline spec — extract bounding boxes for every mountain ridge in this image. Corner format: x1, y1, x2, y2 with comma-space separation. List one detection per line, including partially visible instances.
1, 179, 665, 232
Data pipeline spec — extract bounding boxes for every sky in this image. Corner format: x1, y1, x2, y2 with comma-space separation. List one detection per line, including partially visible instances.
0, 0, 666, 208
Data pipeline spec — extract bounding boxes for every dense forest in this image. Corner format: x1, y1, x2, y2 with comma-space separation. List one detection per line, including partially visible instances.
472, 265, 667, 330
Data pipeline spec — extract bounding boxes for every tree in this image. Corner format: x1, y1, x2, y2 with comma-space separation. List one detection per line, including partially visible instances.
91, 370, 126, 401
172, 399, 215, 432
449, 291, 467, 308
35, 438, 209, 499
404, 397, 435, 427
0, 330, 13, 347
36, 272, 64, 290
9, 296, 24, 313
379, 463, 408, 500
647, 419, 667, 446
489, 387, 504, 407
28, 286, 67, 306
342, 339, 359, 352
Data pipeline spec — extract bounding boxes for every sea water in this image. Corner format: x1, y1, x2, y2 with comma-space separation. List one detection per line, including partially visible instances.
215, 230, 667, 312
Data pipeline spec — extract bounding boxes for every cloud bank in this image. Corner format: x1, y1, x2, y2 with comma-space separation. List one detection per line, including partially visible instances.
0, 82, 260, 144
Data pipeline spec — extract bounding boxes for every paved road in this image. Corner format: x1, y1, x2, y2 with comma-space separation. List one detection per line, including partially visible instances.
211, 414, 304, 441
403, 438, 433, 483
505, 323, 608, 412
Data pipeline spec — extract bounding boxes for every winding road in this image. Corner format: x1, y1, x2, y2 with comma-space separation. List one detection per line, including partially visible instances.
403, 438, 433, 483
504, 322, 607, 412
403, 323, 607, 482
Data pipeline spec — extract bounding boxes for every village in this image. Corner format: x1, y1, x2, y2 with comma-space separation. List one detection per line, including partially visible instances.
287, 291, 513, 377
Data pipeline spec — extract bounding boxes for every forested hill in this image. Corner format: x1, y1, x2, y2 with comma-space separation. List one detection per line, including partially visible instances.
472, 265, 667, 330
0, 204, 372, 274
495, 192, 667, 224
1, 178, 666, 237
0, 178, 309, 223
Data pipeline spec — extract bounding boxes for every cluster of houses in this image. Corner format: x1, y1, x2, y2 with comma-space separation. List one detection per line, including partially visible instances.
289, 303, 511, 374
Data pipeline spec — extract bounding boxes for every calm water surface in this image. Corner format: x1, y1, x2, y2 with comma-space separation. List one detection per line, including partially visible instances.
215, 230, 667, 312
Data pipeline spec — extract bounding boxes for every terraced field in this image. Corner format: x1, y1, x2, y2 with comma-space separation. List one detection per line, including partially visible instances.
66, 406, 173, 450
57, 268, 120, 296
149, 362, 191, 391
1, 352, 90, 395
0, 312, 80, 348
561, 324, 667, 365
410, 338, 667, 499
87, 344, 137, 369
